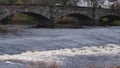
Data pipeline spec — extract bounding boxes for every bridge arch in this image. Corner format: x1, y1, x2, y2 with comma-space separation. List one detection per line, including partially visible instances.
0, 12, 52, 28
55, 13, 94, 28
99, 15, 120, 26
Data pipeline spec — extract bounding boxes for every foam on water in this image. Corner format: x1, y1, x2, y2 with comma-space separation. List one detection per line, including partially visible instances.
4, 61, 17, 64
0, 44, 120, 63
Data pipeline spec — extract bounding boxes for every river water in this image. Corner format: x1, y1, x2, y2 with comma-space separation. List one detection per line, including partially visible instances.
0, 26, 120, 68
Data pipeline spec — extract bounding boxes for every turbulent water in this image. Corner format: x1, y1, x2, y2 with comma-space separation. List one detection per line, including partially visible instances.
0, 26, 120, 68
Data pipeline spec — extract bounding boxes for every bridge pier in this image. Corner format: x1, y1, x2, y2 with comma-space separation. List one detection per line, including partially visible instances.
49, 17, 56, 28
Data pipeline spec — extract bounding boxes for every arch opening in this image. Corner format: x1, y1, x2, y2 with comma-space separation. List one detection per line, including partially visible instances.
0, 12, 52, 28
55, 13, 94, 28
99, 15, 120, 26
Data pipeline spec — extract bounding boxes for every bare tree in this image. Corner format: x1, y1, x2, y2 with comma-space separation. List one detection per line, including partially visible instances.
115, 1, 120, 10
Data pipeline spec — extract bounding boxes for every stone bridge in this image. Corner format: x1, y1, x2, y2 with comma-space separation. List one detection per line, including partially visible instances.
0, 4, 120, 27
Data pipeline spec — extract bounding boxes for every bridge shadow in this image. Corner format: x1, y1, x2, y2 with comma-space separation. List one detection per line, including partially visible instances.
0, 12, 52, 28
55, 13, 94, 28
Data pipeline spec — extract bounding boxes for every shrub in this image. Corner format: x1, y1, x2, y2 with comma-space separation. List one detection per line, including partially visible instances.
101, 18, 108, 22
100, 18, 109, 25
112, 21, 120, 26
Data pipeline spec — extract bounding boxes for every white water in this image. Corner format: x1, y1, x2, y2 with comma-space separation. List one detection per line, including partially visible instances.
0, 26, 120, 68
0, 44, 120, 63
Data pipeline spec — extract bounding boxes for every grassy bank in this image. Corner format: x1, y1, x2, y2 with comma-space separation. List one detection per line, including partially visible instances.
26, 61, 120, 68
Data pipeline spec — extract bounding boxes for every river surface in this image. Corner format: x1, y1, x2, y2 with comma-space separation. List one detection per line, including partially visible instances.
0, 26, 120, 68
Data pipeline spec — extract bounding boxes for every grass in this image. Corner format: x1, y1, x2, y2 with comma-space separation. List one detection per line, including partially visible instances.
87, 63, 120, 68
26, 61, 120, 68
26, 61, 59, 68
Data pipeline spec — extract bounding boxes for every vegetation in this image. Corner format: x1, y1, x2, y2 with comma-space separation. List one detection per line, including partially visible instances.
112, 1, 120, 11
87, 63, 120, 68
25, 61, 120, 68
0, 0, 24, 4
0, 0, 74, 5
12, 13, 35, 25
112, 21, 120, 26
57, 16, 75, 24
99, 17, 120, 26
101, 18, 108, 22
58, 0, 73, 6
15, 0, 24, 4
0, 0, 7, 4
100, 18, 109, 25
1, 13, 35, 25
54, 16, 80, 28
26, 61, 59, 68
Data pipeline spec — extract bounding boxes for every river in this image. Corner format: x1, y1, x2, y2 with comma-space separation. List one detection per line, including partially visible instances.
0, 26, 120, 68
